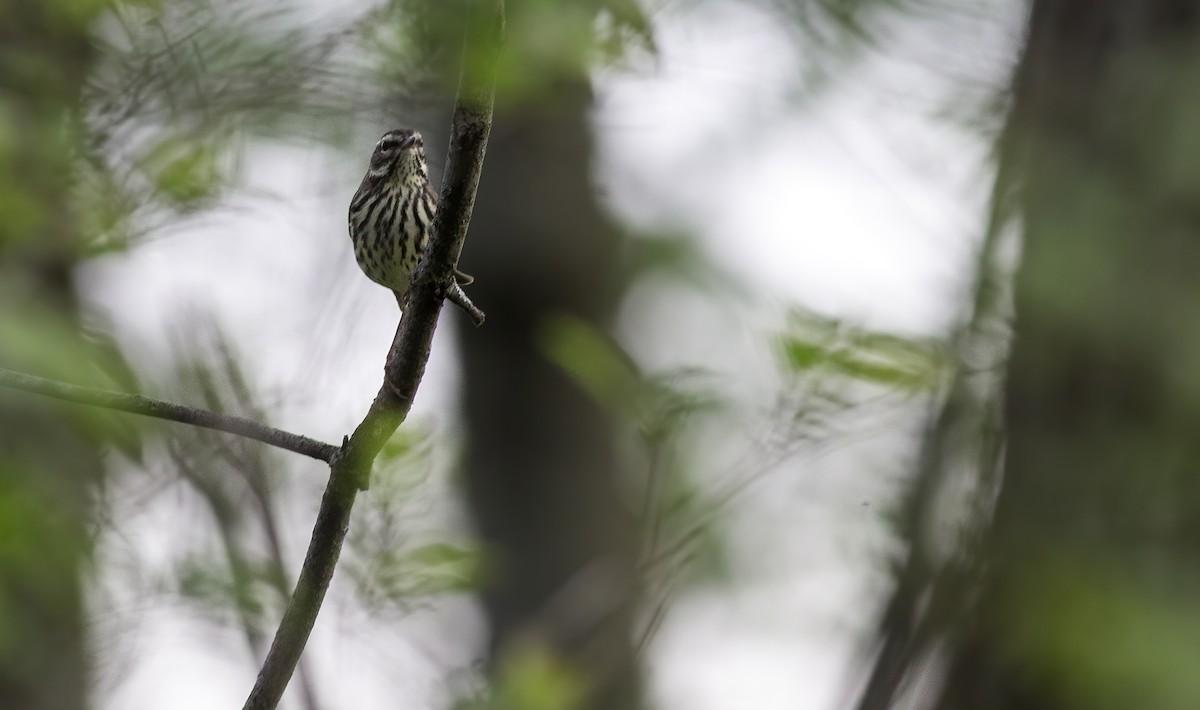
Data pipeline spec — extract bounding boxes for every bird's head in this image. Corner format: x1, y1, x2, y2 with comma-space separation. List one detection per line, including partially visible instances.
368, 128, 428, 183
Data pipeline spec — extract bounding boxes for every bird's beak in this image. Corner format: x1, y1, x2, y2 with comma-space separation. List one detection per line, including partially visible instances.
399, 134, 417, 149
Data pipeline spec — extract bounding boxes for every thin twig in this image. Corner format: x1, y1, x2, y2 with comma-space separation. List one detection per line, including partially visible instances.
240, 4, 503, 708
449, 280, 485, 326
0, 366, 338, 463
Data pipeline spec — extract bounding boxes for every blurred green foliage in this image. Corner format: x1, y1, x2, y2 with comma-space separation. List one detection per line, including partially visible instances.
1, 3, 110, 707
778, 308, 945, 392
1002, 556, 1200, 710
1, 0, 1007, 707
345, 425, 487, 613
454, 640, 587, 710
489, 643, 588, 710
541, 297, 941, 655
853, 6, 1200, 710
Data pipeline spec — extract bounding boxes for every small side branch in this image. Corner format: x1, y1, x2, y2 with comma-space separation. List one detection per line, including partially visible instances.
241, 4, 504, 709
449, 281, 485, 326
0, 366, 338, 463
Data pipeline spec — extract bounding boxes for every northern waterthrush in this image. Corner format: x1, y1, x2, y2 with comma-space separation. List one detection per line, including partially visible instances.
348, 129, 473, 307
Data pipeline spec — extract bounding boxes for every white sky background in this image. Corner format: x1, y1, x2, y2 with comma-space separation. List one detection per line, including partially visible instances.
78, 1, 1023, 709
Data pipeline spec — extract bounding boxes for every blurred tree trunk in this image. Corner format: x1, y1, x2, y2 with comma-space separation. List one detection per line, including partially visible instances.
864, 2, 1200, 709
457, 77, 643, 709
0, 5, 104, 710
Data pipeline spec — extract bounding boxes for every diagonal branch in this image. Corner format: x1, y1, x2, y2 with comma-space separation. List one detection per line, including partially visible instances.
241, 3, 504, 708
0, 366, 338, 463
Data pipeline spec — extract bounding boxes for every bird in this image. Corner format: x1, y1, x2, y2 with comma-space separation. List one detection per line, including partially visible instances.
348, 128, 473, 309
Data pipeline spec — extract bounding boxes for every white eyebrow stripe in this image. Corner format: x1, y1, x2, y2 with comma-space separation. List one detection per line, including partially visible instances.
377, 135, 404, 150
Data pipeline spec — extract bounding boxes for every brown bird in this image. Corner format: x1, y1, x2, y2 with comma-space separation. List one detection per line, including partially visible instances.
348, 128, 473, 308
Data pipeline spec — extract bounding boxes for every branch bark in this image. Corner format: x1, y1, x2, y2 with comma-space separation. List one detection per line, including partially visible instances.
241, 4, 503, 708
0, 366, 338, 463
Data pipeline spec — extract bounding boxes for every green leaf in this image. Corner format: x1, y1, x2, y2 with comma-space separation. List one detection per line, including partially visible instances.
144, 139, 224, 208
539, 313, 639, 408
491, 642, 587, 710
407, 542, 478, 568
781, 337, 830, 371
376, 427, 430, 464
777, 308, 945, 391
